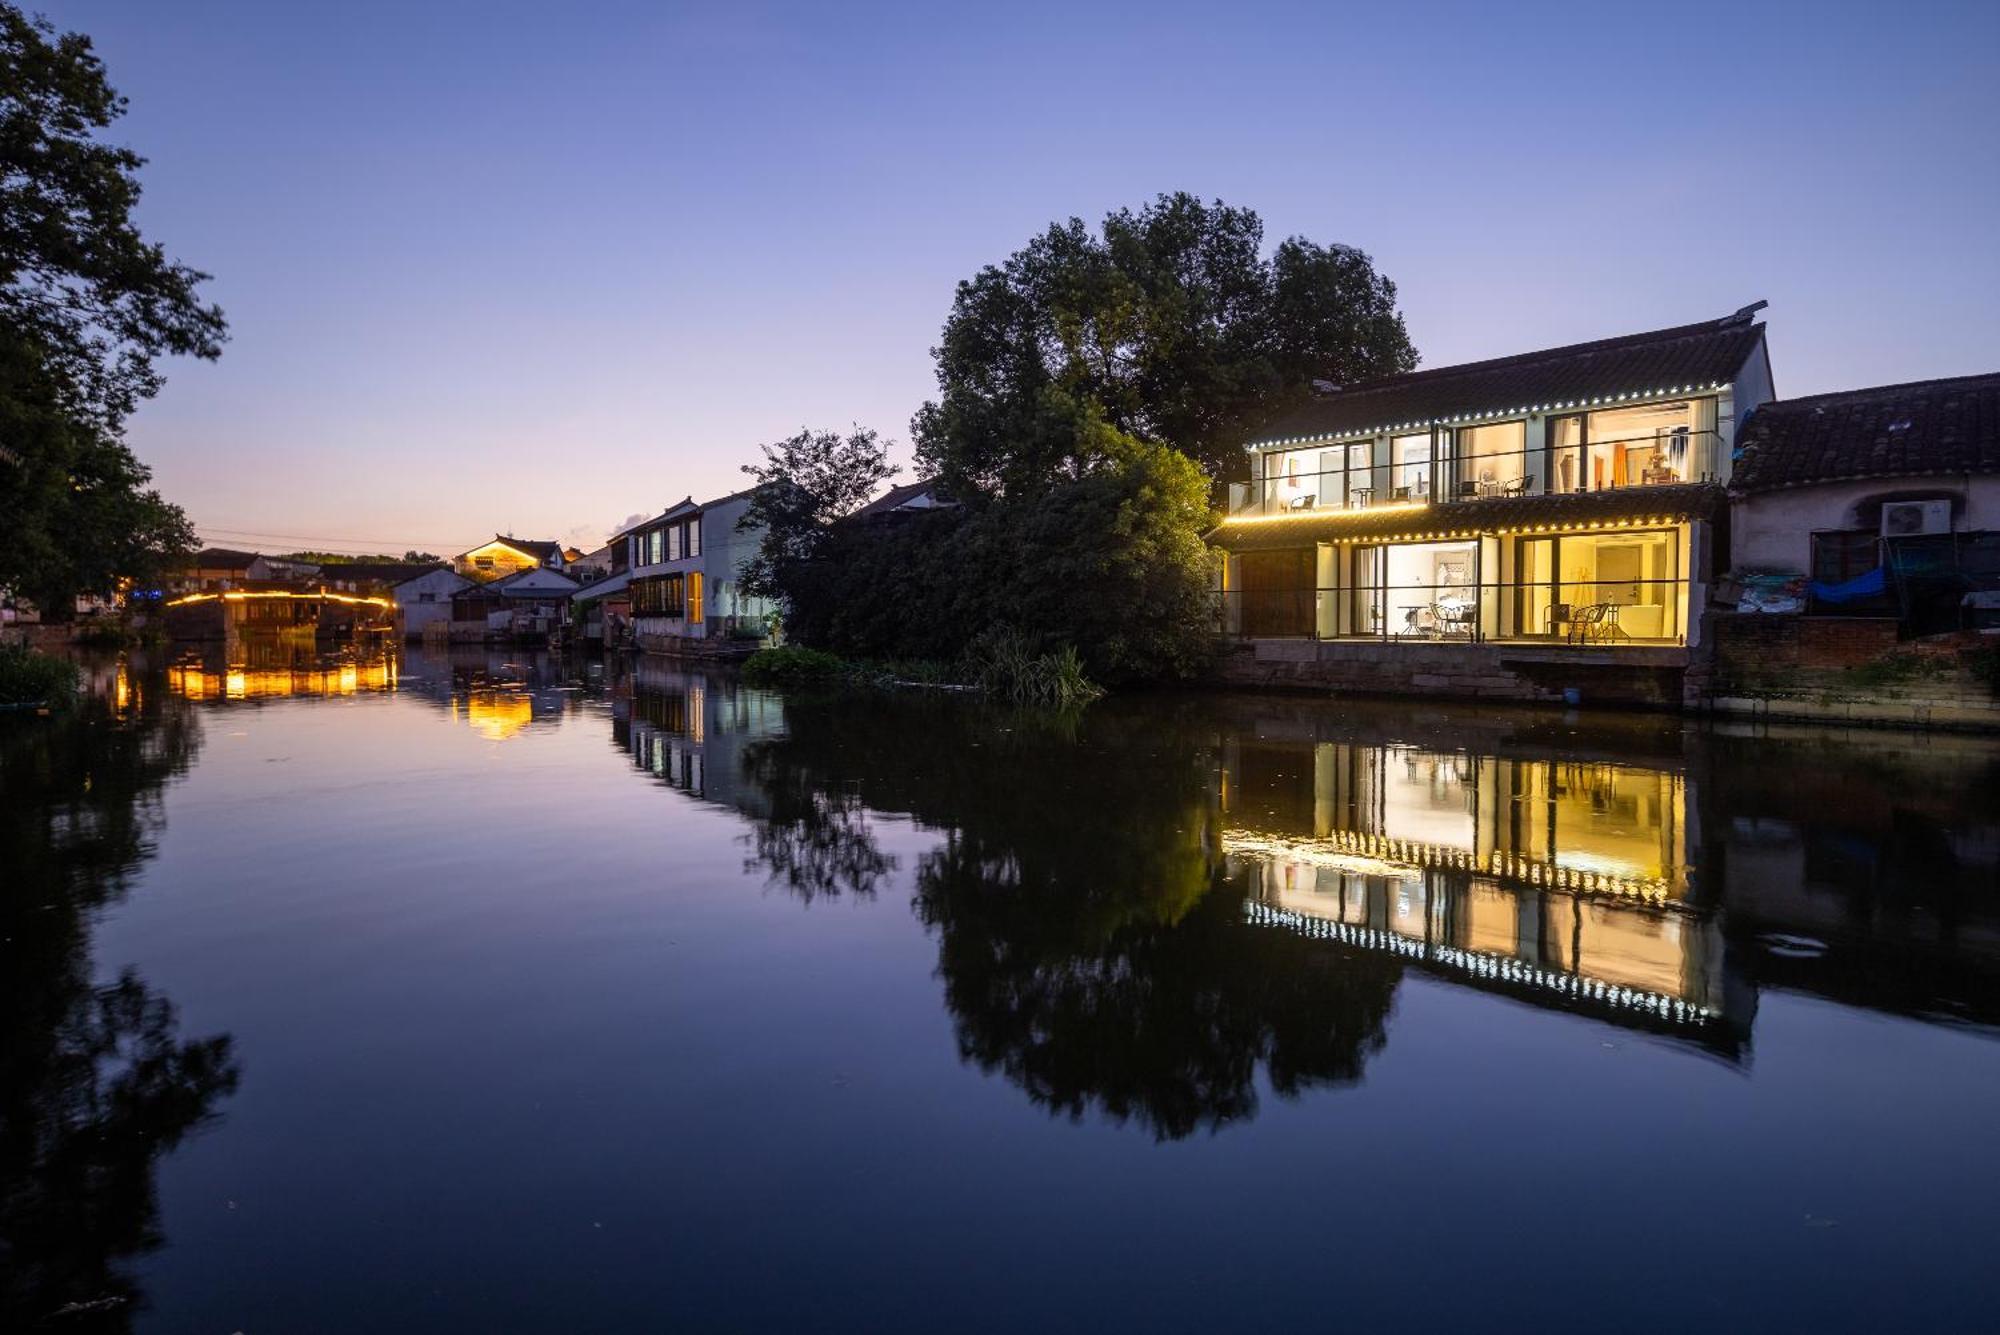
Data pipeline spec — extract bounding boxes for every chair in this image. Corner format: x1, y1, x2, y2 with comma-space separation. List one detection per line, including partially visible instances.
1455, 479, 1482, 501
1545, 602, 1573, 638
1432, 601, 1475, 639
1568, 603, 1610, 644
1501, 476, 1533, 497
1287, 492, 1316, 511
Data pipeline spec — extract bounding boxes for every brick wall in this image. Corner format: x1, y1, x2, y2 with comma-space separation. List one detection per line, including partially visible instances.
1711, 613, 1900, 675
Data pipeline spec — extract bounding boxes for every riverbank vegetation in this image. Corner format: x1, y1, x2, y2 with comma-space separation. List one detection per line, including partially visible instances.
737, 193, 1415, 686
0, 644, 79, 708
742, 628, 1104, 709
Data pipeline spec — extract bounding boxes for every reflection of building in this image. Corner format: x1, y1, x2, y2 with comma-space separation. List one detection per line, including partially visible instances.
166, 642, 399, 701
1219, 723, 1745, 1050
613, 658, 783, 816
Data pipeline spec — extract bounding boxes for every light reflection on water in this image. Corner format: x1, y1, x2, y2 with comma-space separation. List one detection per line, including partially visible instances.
7, 641, 2000, 1332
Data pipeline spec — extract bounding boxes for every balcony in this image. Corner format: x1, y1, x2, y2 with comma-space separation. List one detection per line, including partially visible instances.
1229, 430, 1723, 519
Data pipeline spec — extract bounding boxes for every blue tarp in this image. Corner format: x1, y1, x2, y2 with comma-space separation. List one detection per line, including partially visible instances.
1808, 566, 1887, 603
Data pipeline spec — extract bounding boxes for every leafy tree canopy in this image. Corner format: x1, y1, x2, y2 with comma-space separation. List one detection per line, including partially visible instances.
2, 4, 225, 429
736, 425, 896, 603
0, 5, 224, 616
913, 191, 1416, 499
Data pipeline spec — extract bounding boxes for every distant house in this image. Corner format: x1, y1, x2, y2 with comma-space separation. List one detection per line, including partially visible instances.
448, 565, 579, 643
851, 477, 954, 521
453, 536, 567, 583
615, 489, 774, 652
316, 561, 444, 596
1730, 371, 2000, 630
392, 567, 472, 640
179, 547, 275, 592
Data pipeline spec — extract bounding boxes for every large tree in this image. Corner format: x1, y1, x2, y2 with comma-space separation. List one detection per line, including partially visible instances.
735, 425, 896, 608
913, 192, 1416, 498
0, 5, 223, 615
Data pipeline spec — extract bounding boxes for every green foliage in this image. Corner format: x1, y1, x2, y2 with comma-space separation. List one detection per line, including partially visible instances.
740, 646, 853, 686
784, 432, 1216, 685
736, 426, 896, 602
962, 628, 1102, 708
1970, 645, 2000, 697
0, 5, 219, 618
0, 644, 78, 706
913, 191, 1415, 497
0, 332, 196, 618
1, 5, 227, 429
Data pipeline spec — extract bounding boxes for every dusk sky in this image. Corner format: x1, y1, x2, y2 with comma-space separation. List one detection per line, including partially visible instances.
57, 0, 2000, 557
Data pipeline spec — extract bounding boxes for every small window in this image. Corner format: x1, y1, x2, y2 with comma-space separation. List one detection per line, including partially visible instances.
687, 522, 702, 558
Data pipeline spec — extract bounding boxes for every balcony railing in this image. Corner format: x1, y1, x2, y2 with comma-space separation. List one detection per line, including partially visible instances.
1217, 576, 1690, 646
1231, 431, 1721, 518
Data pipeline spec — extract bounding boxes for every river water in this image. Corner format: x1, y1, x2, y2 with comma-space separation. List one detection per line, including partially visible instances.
6, 643, 1999, 1332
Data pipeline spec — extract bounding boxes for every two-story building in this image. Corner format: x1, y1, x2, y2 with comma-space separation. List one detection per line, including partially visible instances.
615, 488, 774, 654
1210, 303, 1775, 704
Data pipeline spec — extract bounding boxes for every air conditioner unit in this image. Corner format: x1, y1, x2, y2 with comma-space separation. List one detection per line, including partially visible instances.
1881, 500, 1951, 537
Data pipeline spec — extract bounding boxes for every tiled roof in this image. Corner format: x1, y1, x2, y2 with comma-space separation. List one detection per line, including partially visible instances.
1729, 372, 2000, 495
1252, 306, 1768, 446
316, 561, 444, 585
488, 536, 562, 561
1213, 483, 1724, 550
190, 546, 262, 570
852, 478, 949, 519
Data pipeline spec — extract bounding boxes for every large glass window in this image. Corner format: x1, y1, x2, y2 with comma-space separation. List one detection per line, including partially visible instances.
1550, 400, 1713, 492
1353, 540, 1476, 637
1390, 433, 1431, 500
1453, 422, 1529, 498
1514, 529, 1681, 642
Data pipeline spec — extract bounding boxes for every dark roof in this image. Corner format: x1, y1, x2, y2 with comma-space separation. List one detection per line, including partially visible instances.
852, 478, 949, 519
316, 561, 444, 586
1213, 483, 1724, 551
1253, 306, 1769, 446
484, 536, 562, 561
1729, 372, 2000, 495
190, 546, 262, 570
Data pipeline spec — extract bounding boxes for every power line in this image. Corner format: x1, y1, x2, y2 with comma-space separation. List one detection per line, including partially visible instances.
194, 524, 475, 553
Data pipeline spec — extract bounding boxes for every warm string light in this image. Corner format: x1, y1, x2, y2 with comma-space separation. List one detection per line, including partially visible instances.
1239, 900, 1715, 1023
165, 590, 394, 609
1246, 381, 1724, 451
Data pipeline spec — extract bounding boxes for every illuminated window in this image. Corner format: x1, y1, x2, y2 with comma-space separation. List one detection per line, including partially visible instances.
688, 571, 704, 624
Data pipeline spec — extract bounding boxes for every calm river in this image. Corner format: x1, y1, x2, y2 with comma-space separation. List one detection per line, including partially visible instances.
6, 643, 1999, 1332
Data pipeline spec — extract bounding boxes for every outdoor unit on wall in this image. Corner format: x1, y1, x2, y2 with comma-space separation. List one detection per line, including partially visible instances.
1880, 499, 1952, 537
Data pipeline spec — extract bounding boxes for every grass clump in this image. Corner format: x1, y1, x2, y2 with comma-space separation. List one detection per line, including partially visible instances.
961, 628, 1103, 708
740, 646, 850, 686
0, 644, 80, 708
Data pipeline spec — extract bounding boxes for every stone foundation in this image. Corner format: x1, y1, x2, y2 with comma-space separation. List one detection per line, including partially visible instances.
1210, 638, 1690, 708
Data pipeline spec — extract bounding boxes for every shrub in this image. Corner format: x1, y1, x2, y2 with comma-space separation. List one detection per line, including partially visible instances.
961, 628, 1102, 708
774, 435, 1215, 686
0, 644, 80, 707
740, 646, 850, 686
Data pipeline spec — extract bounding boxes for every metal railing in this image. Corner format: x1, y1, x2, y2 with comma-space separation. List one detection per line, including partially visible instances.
1233, 431, 1721, 518
1217, 577, 1689, 645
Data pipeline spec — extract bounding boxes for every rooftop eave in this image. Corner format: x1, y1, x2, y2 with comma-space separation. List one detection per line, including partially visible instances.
1247, 381, 1730, 452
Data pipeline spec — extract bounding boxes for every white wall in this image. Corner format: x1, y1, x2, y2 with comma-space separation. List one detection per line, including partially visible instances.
1733, 477, 2000, 573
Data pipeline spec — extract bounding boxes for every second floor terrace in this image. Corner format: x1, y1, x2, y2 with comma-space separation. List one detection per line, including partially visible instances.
1226, 304, 1773, 519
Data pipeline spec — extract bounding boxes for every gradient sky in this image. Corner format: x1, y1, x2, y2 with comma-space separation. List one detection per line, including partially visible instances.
47, 0, 2000, 557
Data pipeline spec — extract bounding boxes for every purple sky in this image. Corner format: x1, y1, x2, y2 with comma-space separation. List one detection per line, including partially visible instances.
51, 0, 2000, 557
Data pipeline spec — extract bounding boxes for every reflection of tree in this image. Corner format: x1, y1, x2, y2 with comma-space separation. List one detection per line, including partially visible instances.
737, 692, 1404, 1139
737, 754, 896, 902
0, 668, 240, 1330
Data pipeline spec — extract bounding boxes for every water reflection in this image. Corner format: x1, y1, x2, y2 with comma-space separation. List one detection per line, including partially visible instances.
0, 661, 240, 1330
607, 671, 2000, 1129
164, 637, 399, 702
